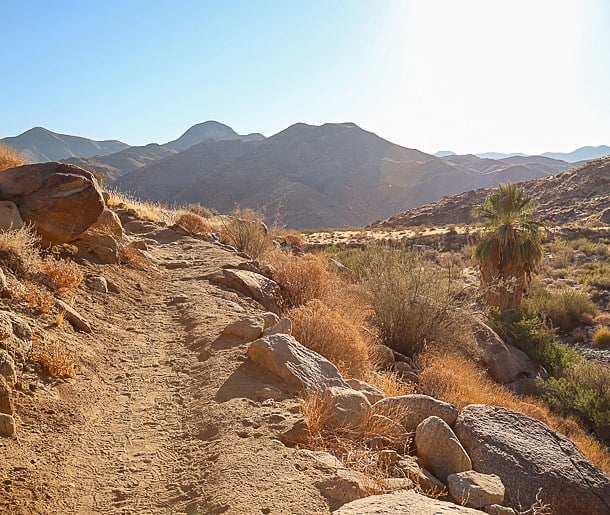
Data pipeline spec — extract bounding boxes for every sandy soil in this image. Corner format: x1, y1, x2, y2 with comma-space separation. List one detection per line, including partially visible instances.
0, 225, 335, 514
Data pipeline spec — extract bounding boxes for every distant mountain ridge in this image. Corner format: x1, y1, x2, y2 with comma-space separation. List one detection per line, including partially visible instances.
115, 122, 577, 229
373, 156, 610, 228
436, 146, 610, 163
0, 127, 128, 163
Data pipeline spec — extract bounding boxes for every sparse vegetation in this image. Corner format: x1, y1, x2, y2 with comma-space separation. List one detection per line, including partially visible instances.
0, 225, 42, 277
221, 208, 273, 259
32, 337, 76, 378
592, 327, 610, 348
106, 190, 176, 224
174, 211, 215, 235
525, 283, 596, 331
40, 257, 84, 295
289, 299, 372, 378
0, 142, 25, 171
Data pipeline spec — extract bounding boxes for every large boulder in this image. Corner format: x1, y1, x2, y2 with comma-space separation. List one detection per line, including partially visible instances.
415, 416, 472, 482
473, 321, 538, 384
247, 334, 348, 391
454, 404, 610, 514
0, 201, 24, 231
370, 394, 458, 433
0, 162, 105, 246
332, 489, 483, 514
447, 471, 505, 509
208, 268, 281, 313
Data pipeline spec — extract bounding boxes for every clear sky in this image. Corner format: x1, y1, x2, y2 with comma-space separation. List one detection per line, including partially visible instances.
1, 0, 608, 154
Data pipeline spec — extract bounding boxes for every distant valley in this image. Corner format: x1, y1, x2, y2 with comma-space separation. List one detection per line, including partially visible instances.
2, 121, 607, 229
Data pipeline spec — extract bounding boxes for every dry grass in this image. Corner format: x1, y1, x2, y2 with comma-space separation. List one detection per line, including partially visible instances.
221, 208, 273, 259
174, 211, 215, 235
40, 257, 83, 295
105, 190, 176, 224
32, 337, 76, 378
10, 279, 55, 314
184, 203, 216, 218
364, 370, 416, 397
272, 229, 305, 247
418, 352, 610, 473
120, 243, 149, 270
0, 226, 42, 277
300, 391, 414, 496
592, 327, 610, 348
289, 299, 373, 378
0, 143, 25, 171
265, 250, 335, 309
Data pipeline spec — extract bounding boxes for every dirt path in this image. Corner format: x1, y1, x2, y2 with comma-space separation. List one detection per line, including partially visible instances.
0, 229, 333, 514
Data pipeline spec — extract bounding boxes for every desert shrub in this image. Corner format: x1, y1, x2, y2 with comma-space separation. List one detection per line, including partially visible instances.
592, 327, 610, 348
569, 237, 599, 256
272, 229, 305, 248
174, 211, 214, 235
363, 370, 416, 397
221, 208, 273, 259
0, 226, 41, 277
184, 203, 215, 218
362, 248, 473, 357
40, 257, 83, 295
289, 299, 372, 378
537, 361, 610, 442
524, 284, 596, 331
491, 310, 579, 375
0, 143, 25, 171
10, 280, 55, 314
418, 351, 610, 473
32, 338, 76, 378
266, 250, 335, 309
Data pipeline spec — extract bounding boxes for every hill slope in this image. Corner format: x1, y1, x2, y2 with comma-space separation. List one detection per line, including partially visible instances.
373, 156, 610, 228
64, 143, 178, 181
116, 123, 575, 229
0, 127, 128, 163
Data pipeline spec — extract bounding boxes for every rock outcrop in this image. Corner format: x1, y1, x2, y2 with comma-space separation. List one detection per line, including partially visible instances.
0, 201, 24, 231
454, 404, 610, 514
208, 268, 281, 313
247, 334, 349, 391
447, 471, 505, 509
0, 162, 105, 246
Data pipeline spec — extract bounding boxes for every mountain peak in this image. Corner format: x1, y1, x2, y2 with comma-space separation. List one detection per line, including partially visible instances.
165, 121, 265, 151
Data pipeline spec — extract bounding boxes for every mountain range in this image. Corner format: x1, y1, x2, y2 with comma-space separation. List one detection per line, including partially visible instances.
2, 122, 607, 228
436, 146, 610, 163
373, 156, 610, 229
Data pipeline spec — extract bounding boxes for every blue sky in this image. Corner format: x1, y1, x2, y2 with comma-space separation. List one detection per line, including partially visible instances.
1, 0, 609, 154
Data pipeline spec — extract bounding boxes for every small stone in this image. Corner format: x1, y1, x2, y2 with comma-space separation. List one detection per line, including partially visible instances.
346, 378, 385, 404
0, 413, 16, 436
164, 260, 190, 269
484, 505, 516, 515
381, 477, 415, 492
373, 344, 395, 370
447, 471, 505, 509
280, 418, 310, 446
223, 316, 264, 340
88, 275, 108, 293
0, 350, 17, 385
0, 376, 14, 415
262, 316, 292, 336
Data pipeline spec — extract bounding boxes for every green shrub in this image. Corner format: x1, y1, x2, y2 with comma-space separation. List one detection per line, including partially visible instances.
524, 284, 596, 331
537, 361, 610, 442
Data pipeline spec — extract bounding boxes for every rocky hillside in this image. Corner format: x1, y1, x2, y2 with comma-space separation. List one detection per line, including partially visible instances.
116, 122, 575, 229
64, 143, 179, 181
374, 156, 610, 228
0, 127, 128, 163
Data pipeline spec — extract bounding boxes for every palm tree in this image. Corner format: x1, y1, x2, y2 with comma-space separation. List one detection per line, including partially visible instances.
473, 183, 544, 311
